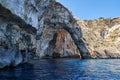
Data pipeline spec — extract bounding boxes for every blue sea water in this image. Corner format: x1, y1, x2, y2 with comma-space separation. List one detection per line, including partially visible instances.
0, 59, 120, 80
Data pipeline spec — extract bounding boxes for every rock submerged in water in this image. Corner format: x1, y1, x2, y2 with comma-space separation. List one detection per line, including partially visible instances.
0, 48, 22, 68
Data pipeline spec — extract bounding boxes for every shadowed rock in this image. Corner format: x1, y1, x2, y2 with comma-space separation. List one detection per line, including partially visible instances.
44, 29, 81, 58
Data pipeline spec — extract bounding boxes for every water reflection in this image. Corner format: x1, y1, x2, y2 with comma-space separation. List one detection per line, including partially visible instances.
0, 59, 120, 80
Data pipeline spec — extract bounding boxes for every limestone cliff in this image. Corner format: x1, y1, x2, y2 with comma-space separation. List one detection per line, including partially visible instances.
77, 17, 120, 58
0, 0, 88, 68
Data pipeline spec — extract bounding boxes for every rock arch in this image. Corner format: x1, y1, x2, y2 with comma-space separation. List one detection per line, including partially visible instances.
38, 2, 89, 58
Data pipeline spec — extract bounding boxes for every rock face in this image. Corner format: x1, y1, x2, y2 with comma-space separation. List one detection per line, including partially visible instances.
0, 0, 54, 29
45, 29, 81, 58
0, 13, 37, 68
0, 0, 87, 68
77, 17, 120, 58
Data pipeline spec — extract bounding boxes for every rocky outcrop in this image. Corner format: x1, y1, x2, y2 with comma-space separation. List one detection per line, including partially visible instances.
0, 16, 37, 68
0, 0, 87, 68
77, 17, 120, 58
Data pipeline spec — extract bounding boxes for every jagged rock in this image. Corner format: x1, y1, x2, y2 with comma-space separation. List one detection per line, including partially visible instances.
44, 29, 81, 58
77, 17, 120, 58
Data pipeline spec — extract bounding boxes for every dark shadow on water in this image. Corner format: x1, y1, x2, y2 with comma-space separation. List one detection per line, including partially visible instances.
0, 63, 35, 80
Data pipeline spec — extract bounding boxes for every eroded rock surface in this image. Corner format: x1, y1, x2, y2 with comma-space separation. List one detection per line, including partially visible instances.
0, 0, 87, 68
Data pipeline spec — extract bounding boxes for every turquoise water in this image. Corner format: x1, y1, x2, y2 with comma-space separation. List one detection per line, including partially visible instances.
0, 59, 120, 80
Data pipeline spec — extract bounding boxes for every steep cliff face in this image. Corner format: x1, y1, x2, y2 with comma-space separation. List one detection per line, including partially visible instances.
77, 17, 120, 58
0, 0, 87, 68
